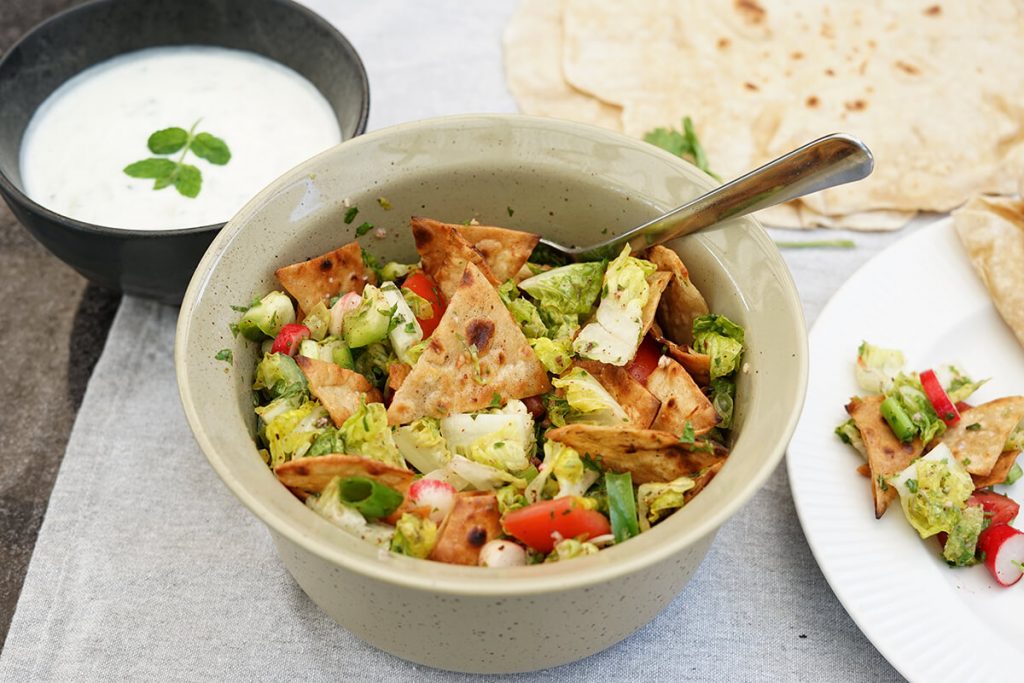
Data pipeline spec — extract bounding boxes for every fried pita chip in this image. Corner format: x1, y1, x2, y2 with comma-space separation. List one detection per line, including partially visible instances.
274, 454, 414, 498
387, 263, 552, 424
644, 355, 717, 435
295, 356, 382, 427
640, 271, 671, 338
651, 323, 712, 387
942, 397, 1024, 475
574, 359, 660, 428
847, 395, 924, 518
546, 424, 726, 484
275, 241, 372, 314
411, 217, 499, 300
683, 460, 724, 504
456, 223, 541, 283
429, 491, 502, 566
386, 362, 412, 394
645, 246, 709, 346
972, 450, 1020, 489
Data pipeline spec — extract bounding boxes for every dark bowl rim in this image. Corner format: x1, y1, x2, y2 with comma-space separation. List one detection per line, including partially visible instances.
0, 0, 370, 240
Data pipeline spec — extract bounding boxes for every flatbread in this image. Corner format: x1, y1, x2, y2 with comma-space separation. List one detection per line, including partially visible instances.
645, 246, 708, 346
546, 424, 726, 484
644, 355, 717, 435
953, 196, 1024, 348
683, 460, 724, 504
502, 0, 623, 131
640, 271, 671, 337
295, 356, 381, 427
941, 397, 1024, 476
846, 395, 923, 518
274, 454, 415, 497
574, 359, 660, 428
506, 0, 1024, 228
650, 322, 711, 387
456, 223, 541, 283
275, 241, 372, 314
411, 216, 499, 300
972, 450, 1020, 489
429, 492, 502, 566
386, 362, 412, 393
387, 263, 552, 424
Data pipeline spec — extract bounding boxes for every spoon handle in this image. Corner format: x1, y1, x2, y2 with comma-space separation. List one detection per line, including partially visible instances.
586, 133, 872, 257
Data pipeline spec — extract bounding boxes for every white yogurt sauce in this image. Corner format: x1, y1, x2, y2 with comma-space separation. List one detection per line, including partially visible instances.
20, 46, 342, 230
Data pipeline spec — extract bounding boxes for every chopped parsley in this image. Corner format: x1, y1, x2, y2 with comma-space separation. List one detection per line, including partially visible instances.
679, 421, 696, 444
215, 348, 233, 365
344, 206, 359, 224
965, 423, 982, 431
355, 221, 374, 237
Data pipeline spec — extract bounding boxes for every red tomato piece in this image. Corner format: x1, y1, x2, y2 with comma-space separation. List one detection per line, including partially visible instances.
920, 369, 960, 426
625, 335, 661, 383
402, 271, 446, 337
270, 323, 310, 356
502, 497, 611, 553
968, 491, 1020, 526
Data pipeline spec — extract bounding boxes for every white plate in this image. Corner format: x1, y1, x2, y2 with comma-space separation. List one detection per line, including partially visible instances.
788, 217, 1024, 681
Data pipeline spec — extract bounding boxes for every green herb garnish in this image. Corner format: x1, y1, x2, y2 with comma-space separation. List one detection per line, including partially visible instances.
344, 206, 359, 224
215, 348, 233, 364
356, 221, 374, 237
123, 120, 230, 198
490, 392, 502, 408
679, 421, 696, 444
644, 116, 720, 180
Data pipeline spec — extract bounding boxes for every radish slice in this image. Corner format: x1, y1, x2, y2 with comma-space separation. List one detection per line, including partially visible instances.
977, 524, 1024, 587
407, 479, 457, 524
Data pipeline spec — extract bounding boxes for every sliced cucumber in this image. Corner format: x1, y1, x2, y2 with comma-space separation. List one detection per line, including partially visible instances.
342, 285, 392, 348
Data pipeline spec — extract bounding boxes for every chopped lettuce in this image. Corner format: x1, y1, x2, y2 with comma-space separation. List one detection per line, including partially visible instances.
530, 337, 574, 375
307, 477, 394, 548
380, 281, 423, 364
692, 315, 744, 380
572, 246, 656, 366
517, 262, 605, 317
498, 281, 549, 339
264, 400, 329, 467
637, 476, 695, 531
402, 287, 433, 321
302, 301, 331, 341
440, 400, 536, 474
834, 418, 867, 459
390, 513, 439, 559
380, 261, 415, 281
254, 393, 304, 427
353, 342, 395, 389
445, 454, 527, 491
393, 417, 452, 473
886, 373, 946, 444
891, 444, 983, 566
337, 401, 404, 469
308, 426, 345, 456
937, 365, 988, 404
550, 367, 629, 426
854, 342, 905, 394
253, 352, 307, 400
1007, 420, 1024, 452
496, 484, 527, 514
545, 537, 599, 562
524, 441, 600, 503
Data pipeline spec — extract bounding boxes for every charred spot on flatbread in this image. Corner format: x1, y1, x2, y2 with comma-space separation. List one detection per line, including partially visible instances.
456, 223, 541, 283
846, 395, 923, 518
274, 453, 414, 498
546, 424, 726, 484
429, 491, 502, 566
387, 262, 551, 424
275, 241, 373, 314
941, 396, 1024, 476
573, 359, 660, 428
411, 217, 499, 300
295, 356, 382, 426
645, 245, 709, 346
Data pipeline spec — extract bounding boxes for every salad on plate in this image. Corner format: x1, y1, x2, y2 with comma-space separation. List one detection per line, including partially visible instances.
837, 342, 1024, 586
227, 216, 742, 566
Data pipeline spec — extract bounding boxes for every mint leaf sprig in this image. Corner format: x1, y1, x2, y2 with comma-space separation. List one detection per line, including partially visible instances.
123, 120, 231, 198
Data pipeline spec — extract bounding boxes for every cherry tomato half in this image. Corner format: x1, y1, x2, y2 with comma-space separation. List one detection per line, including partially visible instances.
402, 271, 446, 337
625, 335, 662, 383
502, 497, 611, 553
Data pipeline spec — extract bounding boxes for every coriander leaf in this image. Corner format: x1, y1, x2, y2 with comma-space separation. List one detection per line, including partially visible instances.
356, 221, 374, 237
215, 348, 233, 364
124, 158, 176, 179
344, 206, 359, 224
174, 164, 202, 198
679, 421, 696, 444
644, 116, 720, 180
191, 132, 232, 165
682, 116, 718, 180
147, 127, 189, 154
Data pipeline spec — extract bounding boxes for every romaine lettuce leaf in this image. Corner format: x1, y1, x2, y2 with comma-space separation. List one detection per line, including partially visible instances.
517, 262, 605, 316
264, 400, 328, 467
550, 367, 629, 426
637, 476, 695, 530
253, 352, 308, 400
855, 342, 905, 394
529, 337, 574, 374
692, 315, 744, 380
393, 417, 452, 473
338, 401, 404, 469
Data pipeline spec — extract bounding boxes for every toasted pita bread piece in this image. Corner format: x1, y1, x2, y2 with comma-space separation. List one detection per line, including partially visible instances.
574, 359, 660, 428
411, 217, 499, 300
684, 460, 724, 504
275, 241, 373, 314
275, 454, 414, 499
645, 246, 709, 346
650, 322, 711, 387
387, 362, 412, 393
295, 356, 382, 426
847, 395, 924, 518
456, 223, 541, 283
388, 263, 552, 424
640, 271, 672, 338
546, 424, 726, 484
942, 397, 1024, 476
972, 450, 1020, 489
643, 355, 717, 435
429, 491, 502, 566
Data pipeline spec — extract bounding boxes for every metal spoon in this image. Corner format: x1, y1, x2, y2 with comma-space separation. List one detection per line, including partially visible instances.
539, 133, 873, 260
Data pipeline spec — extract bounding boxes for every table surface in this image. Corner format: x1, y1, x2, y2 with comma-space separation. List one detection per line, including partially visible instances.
0, 1, 937, 678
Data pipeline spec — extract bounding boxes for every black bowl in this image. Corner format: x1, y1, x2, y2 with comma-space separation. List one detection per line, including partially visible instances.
0, 0, 369, 304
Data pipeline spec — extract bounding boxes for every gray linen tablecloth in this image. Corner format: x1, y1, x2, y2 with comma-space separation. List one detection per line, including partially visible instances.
1, 2, 918, 680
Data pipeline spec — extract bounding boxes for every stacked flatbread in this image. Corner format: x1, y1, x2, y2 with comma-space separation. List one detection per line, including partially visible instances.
504, 0, 1024, 230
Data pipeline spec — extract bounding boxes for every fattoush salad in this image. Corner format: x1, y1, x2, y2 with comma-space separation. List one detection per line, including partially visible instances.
227, 216, 743, 566
837, 343, 1024, 586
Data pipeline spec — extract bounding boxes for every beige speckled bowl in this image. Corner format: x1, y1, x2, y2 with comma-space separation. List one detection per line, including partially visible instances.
175, 115, 807, 674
